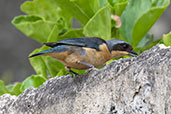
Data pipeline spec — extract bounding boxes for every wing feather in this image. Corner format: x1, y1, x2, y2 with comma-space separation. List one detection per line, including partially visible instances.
44, 37, 106, 51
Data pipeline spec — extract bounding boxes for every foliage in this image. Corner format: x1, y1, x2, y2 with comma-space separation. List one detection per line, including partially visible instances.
163, 32, 171, 46
0, 0, 170, 96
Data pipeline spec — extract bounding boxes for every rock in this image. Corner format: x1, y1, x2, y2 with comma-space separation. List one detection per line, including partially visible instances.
0, 44, 171, 114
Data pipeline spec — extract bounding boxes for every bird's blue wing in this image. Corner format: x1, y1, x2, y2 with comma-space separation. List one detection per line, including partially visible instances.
44, 37, 106, 51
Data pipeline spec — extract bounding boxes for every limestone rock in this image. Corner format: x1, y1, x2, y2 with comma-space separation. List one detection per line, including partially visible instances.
0, 44, 171, 114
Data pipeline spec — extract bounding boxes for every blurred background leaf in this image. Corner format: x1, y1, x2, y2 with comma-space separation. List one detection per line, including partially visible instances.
108, 0, 128, 16
12, 16, 56, 43
29, 49, 47, 78
20, 75, 46, 92
0, 80, 9, 95
163, 32, 171, 46
59, 29, 84, 40
6, 83, 22, 96
21, 0, 73, 27
120, 0, 170, 47
83, 6, 111, 40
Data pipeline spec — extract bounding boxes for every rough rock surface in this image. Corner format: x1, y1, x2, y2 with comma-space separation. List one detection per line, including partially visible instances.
0, 44, 171, 114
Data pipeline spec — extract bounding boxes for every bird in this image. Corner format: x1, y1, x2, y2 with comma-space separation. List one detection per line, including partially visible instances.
29, 37, 137, 75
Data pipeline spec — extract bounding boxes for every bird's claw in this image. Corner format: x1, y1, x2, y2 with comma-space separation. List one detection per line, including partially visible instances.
65, 66, 79, 76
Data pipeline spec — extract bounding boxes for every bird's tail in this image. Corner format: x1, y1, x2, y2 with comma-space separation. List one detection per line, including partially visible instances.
29, 50, 49, 58
29, 45, 64, 58
29, 53, 43, 58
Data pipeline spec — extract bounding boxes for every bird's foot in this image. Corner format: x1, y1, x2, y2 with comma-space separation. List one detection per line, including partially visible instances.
77, 61, 98, 73
65, 66, 79, 76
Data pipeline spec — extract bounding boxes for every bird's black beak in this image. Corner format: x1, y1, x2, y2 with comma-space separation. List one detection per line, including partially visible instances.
128, 50, 138, 57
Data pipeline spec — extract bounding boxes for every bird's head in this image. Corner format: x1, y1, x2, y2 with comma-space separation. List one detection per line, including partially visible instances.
106, 39, 137, 58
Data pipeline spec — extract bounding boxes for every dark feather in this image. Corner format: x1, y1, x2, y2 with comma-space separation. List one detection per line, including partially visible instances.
44, 37, 106, 51
29, 52, 43, 58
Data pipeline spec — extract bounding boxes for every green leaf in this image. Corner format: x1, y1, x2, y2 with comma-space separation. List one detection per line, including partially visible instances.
0, 80, 9, 95
6, 84, 13, 92
43, 56, 66, 77
46, 21, 65, 42
71, 69, 85, 75
70, 0, 100, 17
99, 0, 108, 8
59, 29, 84, 40
52, 0, 91, 25
56, 69, 68, 76
83, 6, 111, 40
163, 32, 171, 46
137, 33, 154, 48
108, 0, 128, 16
20, 75, 46, 92
11, 83, 22, 96
47, 25, 59, 42
54, 0, 107, 25
29, 49, 47, 78
21, 0, 73, 28
21, 0, 60, 21
7, 83, 22, 96
12, 15, 56, 43
21, 0, 59, 21
141, 38, 162, 52
120, 0, 170, 47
